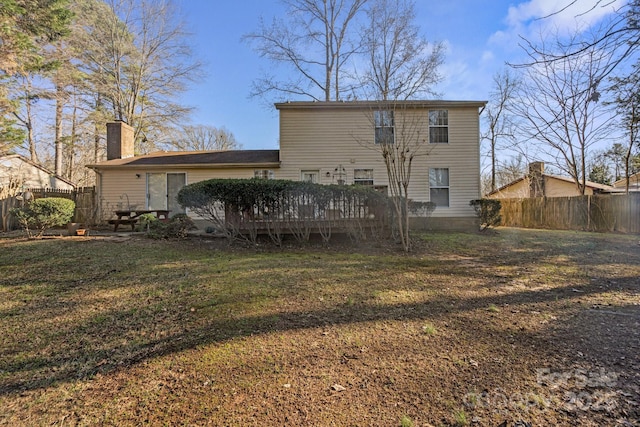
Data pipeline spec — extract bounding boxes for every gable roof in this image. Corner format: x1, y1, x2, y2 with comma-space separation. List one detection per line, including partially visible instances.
544, 174, 615, 192
0, 154, 76, 188
487, 172, 615, 197
613, 172, 640, 189
87, 149, 280, 169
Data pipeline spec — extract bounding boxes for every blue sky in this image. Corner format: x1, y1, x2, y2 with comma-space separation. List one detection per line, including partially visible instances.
178, 0, 624, 150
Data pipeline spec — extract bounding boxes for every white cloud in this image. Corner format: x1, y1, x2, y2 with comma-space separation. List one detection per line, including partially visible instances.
490, 0, 625, 48
480, 50, 495, 65
438, 43, 499, 100
507, 0, 624, 29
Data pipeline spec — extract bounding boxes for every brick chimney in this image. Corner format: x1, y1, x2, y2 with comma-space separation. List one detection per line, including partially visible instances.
106, 121, 134, 160
528, 161, 545, 197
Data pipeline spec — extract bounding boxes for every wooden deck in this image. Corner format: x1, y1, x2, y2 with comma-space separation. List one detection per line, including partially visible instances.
233, 218, 385, 234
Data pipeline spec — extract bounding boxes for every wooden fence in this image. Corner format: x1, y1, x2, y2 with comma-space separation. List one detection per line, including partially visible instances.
0, 187, 97, 231
499, 193, 640, 233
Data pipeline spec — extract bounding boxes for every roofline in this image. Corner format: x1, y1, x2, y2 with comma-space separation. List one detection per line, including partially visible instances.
486, 176, 527, 196
486, 173, 615, 196
546, 174, 614, 190
87, 162, 281, 170
613, 172, 640, 187
275, 100, 488, 110
2, 153, 76, 188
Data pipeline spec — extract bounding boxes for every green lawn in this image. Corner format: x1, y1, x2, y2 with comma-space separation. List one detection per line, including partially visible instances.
1, 229, 638, 426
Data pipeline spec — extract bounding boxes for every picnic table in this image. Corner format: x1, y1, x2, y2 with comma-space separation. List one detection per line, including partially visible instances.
109, 209, 171, 231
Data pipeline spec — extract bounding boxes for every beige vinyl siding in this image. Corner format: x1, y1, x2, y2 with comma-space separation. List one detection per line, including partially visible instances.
546, 177, 594, 197
278, 105, 481, 217
99, 169, 148, 217
97, 167, 270, 220
489, 176, 599, 199
488, 179, 529, 199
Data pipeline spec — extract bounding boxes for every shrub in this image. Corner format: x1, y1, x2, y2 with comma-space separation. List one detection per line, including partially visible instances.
177, 178, 390, 244
163, 214, 197, 238
469, 199, 502, 230
135, 213, 159, 232
143, 213, 197, 239
10, 197, 75, 237
408, 200, 436, 217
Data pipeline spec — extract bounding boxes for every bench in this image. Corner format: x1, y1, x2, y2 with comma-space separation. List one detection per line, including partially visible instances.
108, 218, 138, 231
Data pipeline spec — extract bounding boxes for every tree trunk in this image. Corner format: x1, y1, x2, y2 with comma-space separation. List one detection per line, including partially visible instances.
55, 82, 64, 176
25, 98, 37, 163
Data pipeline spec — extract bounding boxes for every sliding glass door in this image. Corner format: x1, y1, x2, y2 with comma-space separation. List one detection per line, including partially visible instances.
146, 172, 186, 215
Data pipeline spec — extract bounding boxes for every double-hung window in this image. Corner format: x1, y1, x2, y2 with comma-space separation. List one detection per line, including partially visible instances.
429, 168, 449, 207
374, 110, 394, 144
354, 169, 374, 186
301, 170, 319, 183
254, 169, 275, 179
429, 110, 448, 143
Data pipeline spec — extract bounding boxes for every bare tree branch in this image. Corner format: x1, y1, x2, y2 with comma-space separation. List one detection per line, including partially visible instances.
243, 0, 368, 102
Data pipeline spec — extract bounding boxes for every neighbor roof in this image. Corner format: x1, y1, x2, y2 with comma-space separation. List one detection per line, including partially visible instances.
87, 149, 280, 169
487, 172, 615, 197
613, 172, 640, 189
0, 154, 76, 187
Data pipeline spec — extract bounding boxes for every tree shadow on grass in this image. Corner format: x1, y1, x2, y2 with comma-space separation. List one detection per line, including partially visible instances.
1, 268, 636, 395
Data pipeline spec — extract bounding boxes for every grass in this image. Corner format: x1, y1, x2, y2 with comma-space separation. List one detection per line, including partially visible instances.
487, 303, 500, 313
422, 322, 437, 335
0, 228, 639, 426
399, 415, 414, 426
453, 409, 469, 426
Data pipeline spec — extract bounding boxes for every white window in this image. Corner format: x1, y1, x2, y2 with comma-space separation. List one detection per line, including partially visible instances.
301, 170, 319, 183
429, 168, 449, 207
374, 110, 394, 144
354, 169, 374, 186
429, 110, 448, 143
254, 169, 275, 179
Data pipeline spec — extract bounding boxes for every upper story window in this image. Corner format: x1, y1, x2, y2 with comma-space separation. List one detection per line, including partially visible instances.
374, 110, 394, 144
254, 169, 275, 179
354, 169, 374, 186
429, 110, 448, 143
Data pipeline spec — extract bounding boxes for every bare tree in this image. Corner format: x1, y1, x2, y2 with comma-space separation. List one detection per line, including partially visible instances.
607, 60, 640, 192
517, 1, 640, 82
355, 103, 434, 251
512, 36, 614, 195
483, 69, 519, 192
163, 125, 241, 151
481, 155, 528, 196
357, 0, 444, 100
77, 0, 201, 152
244, 0, 368, 102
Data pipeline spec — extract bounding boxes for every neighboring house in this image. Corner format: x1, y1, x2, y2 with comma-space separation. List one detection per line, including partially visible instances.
88, 100, 486, 229
612, 172, 640, 192
0, 154, 75, 190
487, 162, 615, 199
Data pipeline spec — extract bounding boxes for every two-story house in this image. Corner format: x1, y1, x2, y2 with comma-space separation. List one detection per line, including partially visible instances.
88, 100, 486, 230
